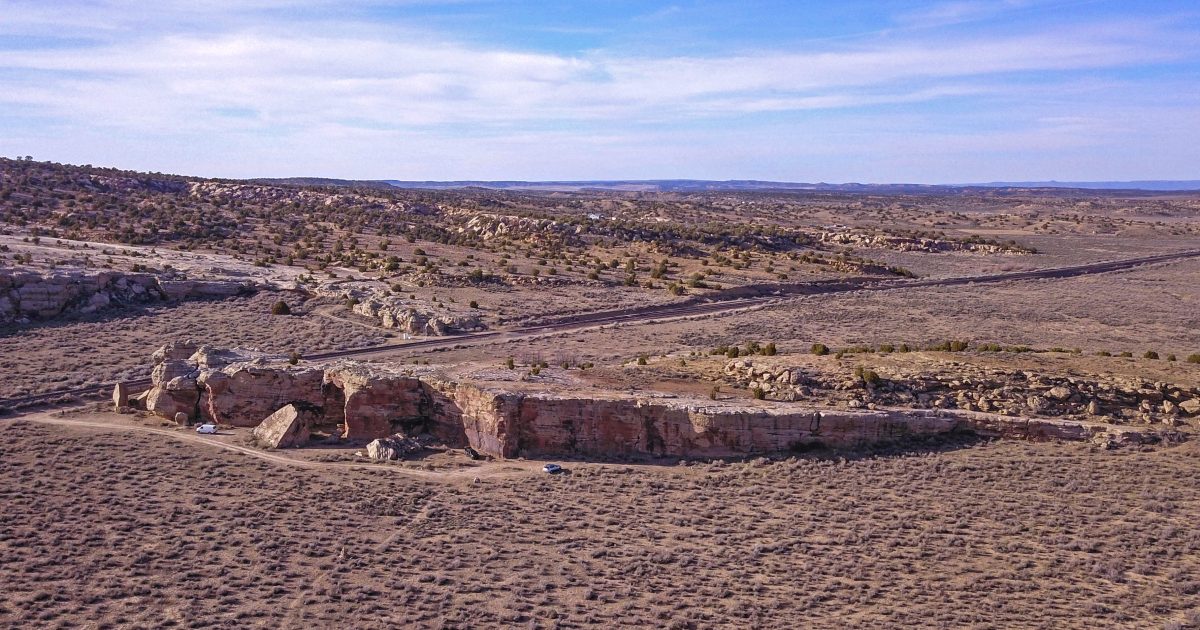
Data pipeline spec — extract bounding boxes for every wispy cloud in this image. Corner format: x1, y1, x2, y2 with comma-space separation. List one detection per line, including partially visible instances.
0, 19, 1187, 133
0, 0, 1197, 180
895, 0, 1038, 27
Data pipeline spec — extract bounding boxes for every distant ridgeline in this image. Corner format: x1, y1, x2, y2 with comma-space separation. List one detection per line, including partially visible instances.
258, 177, 1200, 194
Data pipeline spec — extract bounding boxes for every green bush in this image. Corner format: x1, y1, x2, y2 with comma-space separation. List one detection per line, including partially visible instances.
270, 300, 291, 315
811, 343, 830, 356
1187, 354, 1200, 364
854, 366, 882, 386
1144, 350, 1160, 360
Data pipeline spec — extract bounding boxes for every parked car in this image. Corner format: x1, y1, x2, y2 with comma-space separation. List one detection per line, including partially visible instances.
542, 463, 563, 474
195, 424, 219, 434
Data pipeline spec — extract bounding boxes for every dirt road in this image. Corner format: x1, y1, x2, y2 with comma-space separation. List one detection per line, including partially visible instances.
4, 247, 1198, 409
14, 409, 540, 482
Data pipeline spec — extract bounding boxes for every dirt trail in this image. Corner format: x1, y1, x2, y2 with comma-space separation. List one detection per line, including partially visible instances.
12, 410, 539, 482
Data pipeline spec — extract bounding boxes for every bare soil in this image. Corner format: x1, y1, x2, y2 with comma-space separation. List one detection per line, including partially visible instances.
1, 416, 1198, 628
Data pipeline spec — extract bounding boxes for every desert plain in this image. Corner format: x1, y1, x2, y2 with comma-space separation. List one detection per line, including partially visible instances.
2, 159, 1200, 628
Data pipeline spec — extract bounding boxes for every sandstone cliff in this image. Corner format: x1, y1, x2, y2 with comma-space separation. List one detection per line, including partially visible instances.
134, 347, 1179, 458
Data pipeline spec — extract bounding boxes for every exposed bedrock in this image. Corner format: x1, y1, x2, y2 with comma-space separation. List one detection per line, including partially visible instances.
200, 366, 327, 428
325, 364, 438, 440
137, 345, 1179, 458
0, 269, 255, 325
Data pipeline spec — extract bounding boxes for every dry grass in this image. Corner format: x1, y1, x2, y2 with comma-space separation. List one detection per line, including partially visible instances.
0, 292, 385, 398
2, 420, 1198, 628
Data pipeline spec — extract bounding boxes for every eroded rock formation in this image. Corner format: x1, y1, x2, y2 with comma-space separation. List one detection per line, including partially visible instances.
138, 346, 1181, 459
0, 270, 253, 325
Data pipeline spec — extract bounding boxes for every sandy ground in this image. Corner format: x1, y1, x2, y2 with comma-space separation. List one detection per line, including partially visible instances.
1, 411, 1198, 628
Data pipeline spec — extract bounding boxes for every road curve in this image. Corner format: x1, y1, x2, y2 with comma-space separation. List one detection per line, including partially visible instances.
3, 248, 1198, 410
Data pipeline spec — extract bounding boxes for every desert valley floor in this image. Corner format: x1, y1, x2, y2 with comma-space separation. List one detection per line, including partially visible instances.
3, 414, 1200, 629
2, 160, 1200, 628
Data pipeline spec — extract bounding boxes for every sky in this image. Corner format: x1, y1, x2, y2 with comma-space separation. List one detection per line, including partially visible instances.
1, 0, 1198, 182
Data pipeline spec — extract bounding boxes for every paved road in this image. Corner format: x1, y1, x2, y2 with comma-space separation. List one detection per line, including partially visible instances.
4, 247, 1199, 409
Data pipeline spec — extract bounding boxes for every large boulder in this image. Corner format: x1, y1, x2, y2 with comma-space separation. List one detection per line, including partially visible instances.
151, 359, 194, 384
145, 376, 199, 421
152, 341, 200, 366
365, 435, 427, 460
253, 403, 320, 448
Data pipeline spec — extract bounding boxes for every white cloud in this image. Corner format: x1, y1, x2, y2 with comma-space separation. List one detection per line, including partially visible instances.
1, 1, 1197, 180
0, 19, 1188, 135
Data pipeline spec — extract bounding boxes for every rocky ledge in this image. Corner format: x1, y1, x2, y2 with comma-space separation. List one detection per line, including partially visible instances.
126, 344, 1182, 460
0, 269, 254, 325
314, 283, 484, 335
725, 358, 1200, 427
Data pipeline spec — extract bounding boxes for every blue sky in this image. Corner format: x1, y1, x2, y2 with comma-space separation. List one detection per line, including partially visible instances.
1, 0, 1198, 182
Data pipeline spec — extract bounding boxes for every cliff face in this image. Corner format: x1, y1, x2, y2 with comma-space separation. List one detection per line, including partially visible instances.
136, 346, 1176, 458
325, 365, 430, 439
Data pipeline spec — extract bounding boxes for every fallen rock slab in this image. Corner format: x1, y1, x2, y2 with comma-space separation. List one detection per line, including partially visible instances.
253, 403, 319, 448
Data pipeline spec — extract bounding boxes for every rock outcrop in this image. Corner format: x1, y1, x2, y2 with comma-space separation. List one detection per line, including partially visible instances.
351, 296, 483, 335
139, 346, 1184, 459
325, 364, 428, 439
199, 363, 326, 427
312, 282, 484, 336
819, 230, 1030, 254
725, 358, 1200, 425
0, 270, 255, 325
253, 403, 319, 448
